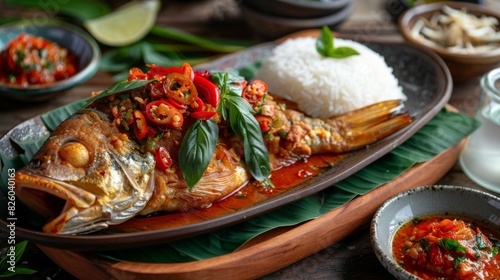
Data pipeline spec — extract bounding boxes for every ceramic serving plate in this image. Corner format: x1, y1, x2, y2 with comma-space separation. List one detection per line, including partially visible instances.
0, 32, 452, 250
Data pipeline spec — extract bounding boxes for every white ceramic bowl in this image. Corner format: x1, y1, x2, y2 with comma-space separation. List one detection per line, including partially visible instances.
370, 185, 500, 279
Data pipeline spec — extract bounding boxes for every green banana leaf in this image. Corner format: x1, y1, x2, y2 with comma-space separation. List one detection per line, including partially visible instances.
0, 67, 480, 264
96, 108, 478, 263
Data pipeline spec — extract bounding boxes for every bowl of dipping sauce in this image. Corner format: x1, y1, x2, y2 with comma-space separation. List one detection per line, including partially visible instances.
0, 20, 100, 101
371, 185, 500, 279
399, 2, 500, 83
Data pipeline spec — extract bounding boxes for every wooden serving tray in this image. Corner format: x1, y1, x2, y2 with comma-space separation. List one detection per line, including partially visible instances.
39, 139, 465, 280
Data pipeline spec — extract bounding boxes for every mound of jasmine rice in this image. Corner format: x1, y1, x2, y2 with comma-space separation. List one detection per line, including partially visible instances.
254, 37, 406, 119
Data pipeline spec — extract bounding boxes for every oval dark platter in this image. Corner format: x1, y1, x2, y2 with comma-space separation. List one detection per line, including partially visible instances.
0, 34, 452, 251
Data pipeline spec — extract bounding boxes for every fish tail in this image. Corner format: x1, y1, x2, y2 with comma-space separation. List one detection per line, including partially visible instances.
340, 112, 413, 152
307, 100, 413, 154
331, 99, 404, 127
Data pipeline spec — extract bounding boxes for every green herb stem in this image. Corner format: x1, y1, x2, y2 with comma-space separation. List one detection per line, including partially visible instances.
150, 25, 248, 53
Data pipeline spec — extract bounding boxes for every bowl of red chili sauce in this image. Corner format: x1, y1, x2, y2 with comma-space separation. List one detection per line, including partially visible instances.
371, 185, 500, 279
0, 20, 100, 101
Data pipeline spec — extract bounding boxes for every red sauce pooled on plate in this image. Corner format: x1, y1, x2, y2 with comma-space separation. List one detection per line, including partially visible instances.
110, 153, 345, 231
392, 215, 500, 280
0, 33, 78, 87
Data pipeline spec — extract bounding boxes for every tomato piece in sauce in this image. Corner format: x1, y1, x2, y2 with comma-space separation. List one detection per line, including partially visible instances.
0, 33, 78, 87
392, 215, 500, 280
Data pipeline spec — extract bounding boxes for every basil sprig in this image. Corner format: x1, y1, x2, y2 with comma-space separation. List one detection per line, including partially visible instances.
179, 119, 219, 190
213, 72, 271, 182
316, 26, 359, 59
85, 79, 154, 106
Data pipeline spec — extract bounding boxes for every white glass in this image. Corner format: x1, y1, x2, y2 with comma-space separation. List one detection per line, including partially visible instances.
459, 68, 500, 193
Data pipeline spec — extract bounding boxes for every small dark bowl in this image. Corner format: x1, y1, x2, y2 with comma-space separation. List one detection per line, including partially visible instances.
371, 185, 500, 279
0, 20, 100, 101
399, 2, 500, 83
240, 0, 351, 19
240, 1, 354, 39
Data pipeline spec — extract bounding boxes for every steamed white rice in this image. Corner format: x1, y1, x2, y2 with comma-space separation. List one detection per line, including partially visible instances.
254, 37, 406, 119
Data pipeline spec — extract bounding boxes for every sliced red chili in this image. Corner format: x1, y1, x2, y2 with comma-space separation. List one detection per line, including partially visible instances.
145, 100, 184, 129
128, 67, 147, 81
149, 83, 164, 99
163, 72, 198, 105
166, 97, 188, 110
192, 97, 204, 112
181, 62, 194, 81
193, 75, 220, 108
429, 243, 444, 266
243, 80, 267, 104
254, 115, 272, 133
146, 65, 183, 80
194, 70, 211, 79
191, 111, 216, 120
155, 146, 172, 170
132, 110, 148, 140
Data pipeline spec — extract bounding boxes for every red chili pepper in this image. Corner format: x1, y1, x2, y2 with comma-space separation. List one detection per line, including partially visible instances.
191, 111, 216, 120
192, 97, 204, 112
155, 146, 172, 170
429, 243, 444, 266
254, 115, 272, 133
145, 100, 184, 129
149, 83, 164, 99
167, 97, 188, 110
146, 65, 183, 80
243, 80, 267, 104
181, 62, 194, 81
163, 72, 198, 105
128, 67, 147, 81
132, 110, 148, 140
193, 75, 220, 108
194, 70, 211, 79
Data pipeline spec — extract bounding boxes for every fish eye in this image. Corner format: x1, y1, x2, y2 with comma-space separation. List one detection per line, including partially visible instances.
58, 142, 90, 168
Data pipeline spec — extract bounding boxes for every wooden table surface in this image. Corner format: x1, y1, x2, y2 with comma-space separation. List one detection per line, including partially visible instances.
1, 0, 499, 279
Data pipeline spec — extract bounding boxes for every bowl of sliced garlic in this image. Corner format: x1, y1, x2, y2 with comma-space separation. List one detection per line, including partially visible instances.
399, 2, 500, 83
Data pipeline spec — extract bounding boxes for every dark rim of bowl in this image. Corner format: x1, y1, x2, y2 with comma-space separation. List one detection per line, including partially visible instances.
399, 2, 500, 59
0, 20, 100, 92
241, 0, 354, 24
277, 0, 351, 9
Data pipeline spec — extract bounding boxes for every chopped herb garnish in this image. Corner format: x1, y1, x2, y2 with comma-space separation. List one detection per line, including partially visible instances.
437, 238, 466, 253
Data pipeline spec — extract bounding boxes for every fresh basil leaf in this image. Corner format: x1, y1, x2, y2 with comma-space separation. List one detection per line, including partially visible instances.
227, 97, 270, 181
329, 46, 360, 58
85, 79, 154, 106
316, 25, 359, 59
179, 119, 219, 190
316, 25, 333, 57
210, 71, 245, 97
437, 238, 466, 253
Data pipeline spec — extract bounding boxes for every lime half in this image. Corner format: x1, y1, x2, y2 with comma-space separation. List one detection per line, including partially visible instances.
84, 0, 160, 47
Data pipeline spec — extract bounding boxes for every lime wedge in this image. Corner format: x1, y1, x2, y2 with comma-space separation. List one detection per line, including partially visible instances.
84, 0, 160, 47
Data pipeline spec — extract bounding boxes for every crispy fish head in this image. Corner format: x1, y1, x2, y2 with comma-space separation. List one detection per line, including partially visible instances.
15, 109, 155, 235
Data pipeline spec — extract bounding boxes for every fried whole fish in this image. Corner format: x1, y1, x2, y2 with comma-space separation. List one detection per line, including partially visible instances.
15, 65, 412, 234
